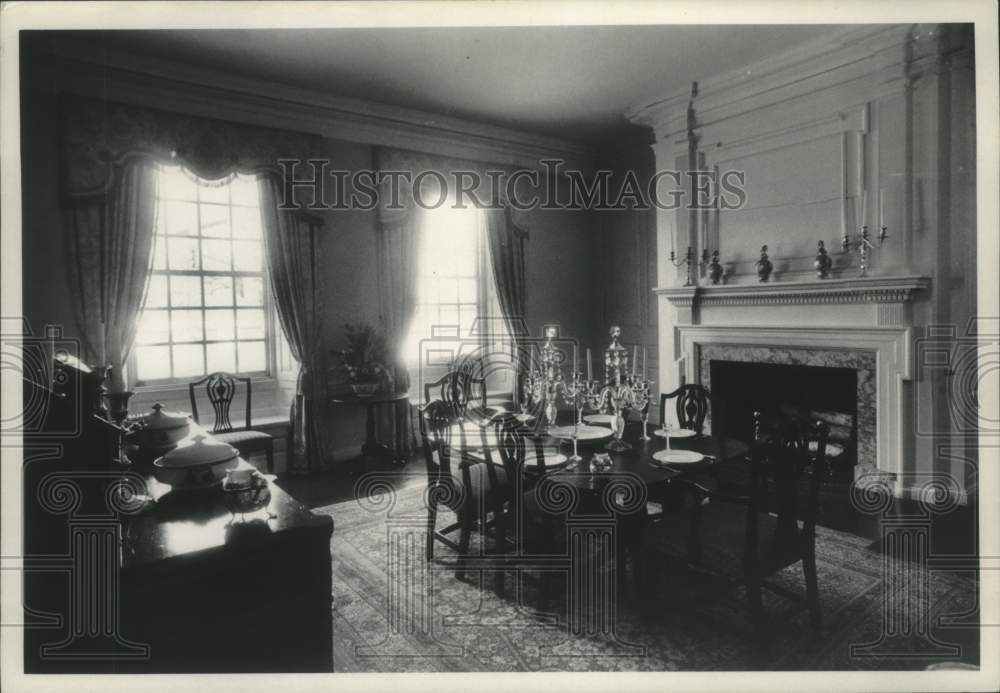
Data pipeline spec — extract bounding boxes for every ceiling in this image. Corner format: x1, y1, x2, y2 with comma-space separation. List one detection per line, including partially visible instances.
54, 25, 834, 143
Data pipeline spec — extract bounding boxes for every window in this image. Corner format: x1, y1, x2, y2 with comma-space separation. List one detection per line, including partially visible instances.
132, 166, 274, 385
404, 205, 509, 397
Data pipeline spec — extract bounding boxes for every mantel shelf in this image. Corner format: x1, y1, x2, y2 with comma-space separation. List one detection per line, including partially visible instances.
652, 275, 931, 307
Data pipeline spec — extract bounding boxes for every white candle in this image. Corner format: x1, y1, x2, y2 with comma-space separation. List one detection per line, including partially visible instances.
632, 345, 638, 378
879, 188, 885, 228
586, 348, 593, 381
840, 133, 848, 239
861, 190, 868, 226
642, 347, 647, 379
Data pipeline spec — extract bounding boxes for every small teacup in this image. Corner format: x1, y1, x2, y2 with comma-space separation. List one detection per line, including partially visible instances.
225, 467, 256, 488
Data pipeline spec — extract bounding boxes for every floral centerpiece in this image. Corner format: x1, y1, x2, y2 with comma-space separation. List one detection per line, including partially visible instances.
335, 322, 390, 396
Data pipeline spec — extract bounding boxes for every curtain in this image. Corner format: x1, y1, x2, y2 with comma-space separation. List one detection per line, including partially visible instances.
259, 176, 330, 473
484, 205, 529, 343
374, 148, 421, 455
64, 156, 158, 392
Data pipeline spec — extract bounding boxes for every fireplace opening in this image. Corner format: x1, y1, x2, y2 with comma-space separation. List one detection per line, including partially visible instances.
710, 359, 859, 478
709, 359, 861, 531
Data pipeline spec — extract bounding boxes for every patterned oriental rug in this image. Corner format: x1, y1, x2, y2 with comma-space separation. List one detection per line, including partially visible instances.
317, 481, 979, 672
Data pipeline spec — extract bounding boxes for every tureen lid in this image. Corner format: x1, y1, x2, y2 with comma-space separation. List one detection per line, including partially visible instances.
155, 433, 238, 468
139, 403, 191, 431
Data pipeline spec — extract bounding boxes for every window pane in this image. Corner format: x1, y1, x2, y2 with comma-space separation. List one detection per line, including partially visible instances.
171, 309, 204, 343
232, 206, 262, 239
164, 200, 198, 236
201, 239, 232, 271
172, 344, 205, 378
235, 276, 263, 306
237, 341, 266, 373
167, 237, 200, 270
460, 305, 477, 332
232, 240, 262, 271
439, 280, 459, 303
135, 345, 171, 381
169, 275, 202, 307
458, 278, 477, 301
145, 275, 168, 308
230, 176, 260, 206
205, 309, 235, 341
152, 235, 167, 270
236, 309, 265, 339
200, 204, 230, 238
136, 309, 169, 344
206, 342, 236, 374
203, 276, 233, 307
159, 167, 198, 201
199, 181, 231, 204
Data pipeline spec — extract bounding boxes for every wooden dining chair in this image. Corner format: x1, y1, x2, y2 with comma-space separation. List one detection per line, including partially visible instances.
188, 372, 274, 473
478, 411, 559, 596
645, 415, 829, 651
659, 383, 711, 435
421, 400, 512, 581
424, 368, 502, 425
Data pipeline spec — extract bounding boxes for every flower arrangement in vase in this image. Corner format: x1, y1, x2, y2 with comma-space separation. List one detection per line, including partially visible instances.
335, 322, 389, 396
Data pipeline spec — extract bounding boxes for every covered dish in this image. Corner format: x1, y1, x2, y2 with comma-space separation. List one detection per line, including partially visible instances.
153, 433, 239, 489
129, 403, 191, 452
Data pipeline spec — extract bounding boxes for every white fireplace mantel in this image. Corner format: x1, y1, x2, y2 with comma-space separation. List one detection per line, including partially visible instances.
653, 275, 931, 309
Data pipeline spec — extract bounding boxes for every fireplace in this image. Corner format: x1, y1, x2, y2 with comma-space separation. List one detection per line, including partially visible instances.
709, 360, 858, 482
658, 276, 932, 504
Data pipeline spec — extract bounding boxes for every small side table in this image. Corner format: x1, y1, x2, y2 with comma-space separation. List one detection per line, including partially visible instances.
329, 391, 411, 472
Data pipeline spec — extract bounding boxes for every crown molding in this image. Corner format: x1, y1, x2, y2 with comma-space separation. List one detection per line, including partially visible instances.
21, 37, 596, 172
654, 275, 931, 308
626, 25, 917, 137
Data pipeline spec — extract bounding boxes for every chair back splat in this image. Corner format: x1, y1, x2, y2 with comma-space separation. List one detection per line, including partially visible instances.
424, 369, 488, 421
188, 371, 252, 433
660, 384, 710, 434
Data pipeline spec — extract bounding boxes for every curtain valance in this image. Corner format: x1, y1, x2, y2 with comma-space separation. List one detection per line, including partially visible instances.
60, 95, 323, 195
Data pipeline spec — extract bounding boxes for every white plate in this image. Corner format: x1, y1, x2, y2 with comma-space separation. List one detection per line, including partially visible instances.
652, 428, 698, 439
514, 413, 536, 423
583, 414, 615, 425
652, 449, 705, 465
546, 424, 613, 441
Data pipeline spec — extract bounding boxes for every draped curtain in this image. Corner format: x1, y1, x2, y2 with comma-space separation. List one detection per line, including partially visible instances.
61, 93, 324, 453
63, 156, 158, 391
259, 177, 330, 473
374, 147, 421, 455
484, 205, 529, 345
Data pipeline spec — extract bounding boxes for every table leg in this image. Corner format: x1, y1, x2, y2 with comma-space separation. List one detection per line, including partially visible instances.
360, 402, 395, 462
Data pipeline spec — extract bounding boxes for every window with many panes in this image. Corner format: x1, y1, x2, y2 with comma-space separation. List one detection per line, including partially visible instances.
132, 166, 272, 385
404, 205, 509, 397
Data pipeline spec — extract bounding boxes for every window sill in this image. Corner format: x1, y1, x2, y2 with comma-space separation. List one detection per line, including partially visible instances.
129, 375, 291, 421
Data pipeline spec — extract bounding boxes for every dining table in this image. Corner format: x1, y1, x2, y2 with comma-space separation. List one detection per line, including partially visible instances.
448, 414, 751, 617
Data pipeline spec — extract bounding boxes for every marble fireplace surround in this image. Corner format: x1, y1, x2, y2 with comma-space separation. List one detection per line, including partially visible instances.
698, 344, 877, 474
674, 324, 913, 486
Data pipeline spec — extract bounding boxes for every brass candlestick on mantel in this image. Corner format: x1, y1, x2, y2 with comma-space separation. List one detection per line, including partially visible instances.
669, 246, 696, 287
842, 224, 888, 277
